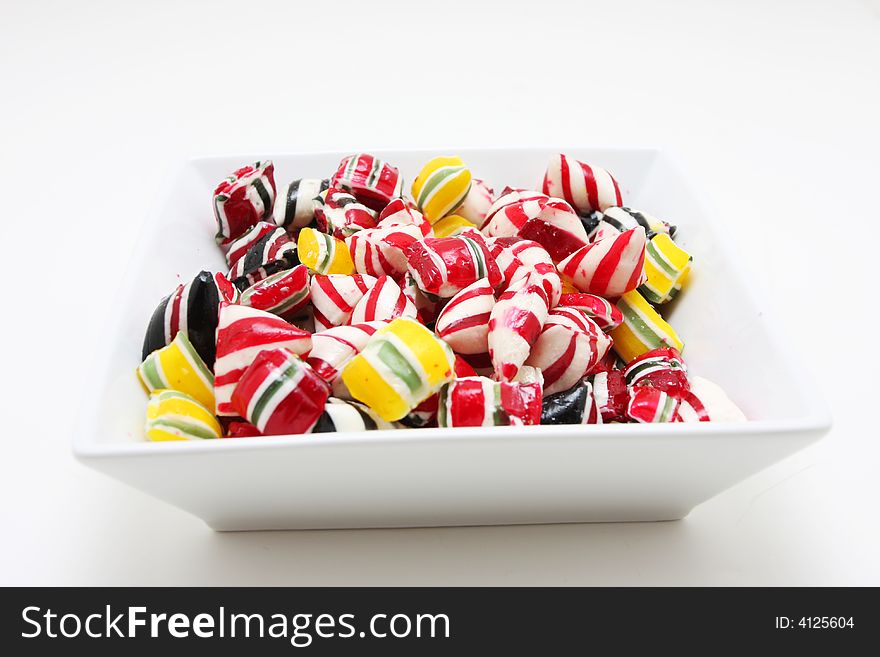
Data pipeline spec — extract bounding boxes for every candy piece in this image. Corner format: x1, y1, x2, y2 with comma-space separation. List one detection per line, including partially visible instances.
590, 369, 628, 422
228, 227, 299, 290
311, 398, 396, 432
434, 278, 495, 355
431, 214, 476, 238
137, 331, 215, 411
306, 321, 387, 385
460, 350, 495, 376
145, 390, 222, 442
377, 198, 432, 237
556, 293, 623, 331
525, 308, 611, 395
488, 272, 549, 381
331, 153, 403, 212
297, 227, 355, 275
591, 206, 676, 243
557, 227, 647, 298
609, 290, 684, 362
405, 233, 501, 298
680, 376, 746, 422
231, 348, 329, 435
411, 156, 472, 223
224, 421, 263, 438
542, 154, 622, 215
482, 196, 545, 238
481, 189, 547, 230
310, 273, 377, 330
437, 376, 542, 427
452, 178, 494, 226
213, 161, 276, 244
347, 224, 423, 279
341, 317, 456, 421
349, 275, 417, 324
239, 264, 311, 321
399, 355, 476, 428
623, 347, 689, 396
540, 380, 602, 425
626, 386, 680, 423
224, 221, 277, 268
488, 237, 562, 307
638, 233, 693, 304
214, 302, 312, 417
273, 178, 329, 233
517, 198, 589, 263
142, 270, 239, 369
314, 188, 378, 237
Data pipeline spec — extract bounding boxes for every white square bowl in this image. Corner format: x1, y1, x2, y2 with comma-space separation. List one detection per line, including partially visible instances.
73, 148, 831, 530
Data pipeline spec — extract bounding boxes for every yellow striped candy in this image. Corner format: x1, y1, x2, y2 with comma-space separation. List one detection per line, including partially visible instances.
609, 290, 684, 363
431, 214, 476, 238
341, 317, 456, 421
145, 389, 222, 441
297, 227, 355, 275
137, 331, 215, 410
411, 156, 472, 224
638, 233, 693, 304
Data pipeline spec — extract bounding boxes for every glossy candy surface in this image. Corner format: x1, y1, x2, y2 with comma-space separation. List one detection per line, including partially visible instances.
213, 161, 276, 244
610, 290, 684, 363
213, 302, 312, 417
542, 154, 622, 215
341, 318, 456, 421
297, 227, 355, 275
273, 178, 329, 233
557, 227, 647, 298
231, 348, 329, 435
145, 389, 222, 442
142, 270, 239, 369
411, 156, 472, 223
331, 153, 403, 212
138, 331, 215, 410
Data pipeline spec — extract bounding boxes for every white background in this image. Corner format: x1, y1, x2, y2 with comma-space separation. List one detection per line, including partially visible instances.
1, 0, 878, 585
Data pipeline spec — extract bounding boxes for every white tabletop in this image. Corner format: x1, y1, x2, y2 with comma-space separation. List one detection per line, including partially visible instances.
2, 0, 878, 585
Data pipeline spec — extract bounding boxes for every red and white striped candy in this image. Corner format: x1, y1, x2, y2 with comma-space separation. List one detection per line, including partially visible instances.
330, 153, 403, 212
377, 198, 433, 237
483, 197, 546, 238
626, 386, 680, 423
346, 224, 424, 280
488, 272, 549, 381
405, 233, 502, 298
434, 278, 495, 355
525, 308, 611, 395
557, 227, 647, 298
224, 221, 277, 267
310, 273, 377, 331
227, 227, 298, 289
438, 376, 542, 427
590, 369, 629, 422
213, 302, 312, 417
556, 292, 623, 330
488, 237, 562, 307
231, 348, 329, 435
481, 189, 548, 230
453, 178, 494, 226
675, 390, 711, 422
306, 321, 387, 384
213, 161, 276, 245
517, 198, 589, 262
314, 188, 377, 238
239, 264, 311, 321
542, 154, 623, 215
349, 275, 417, 324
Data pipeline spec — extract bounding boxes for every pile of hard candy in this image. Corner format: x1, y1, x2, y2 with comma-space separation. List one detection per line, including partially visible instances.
137, 153, 745, 441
